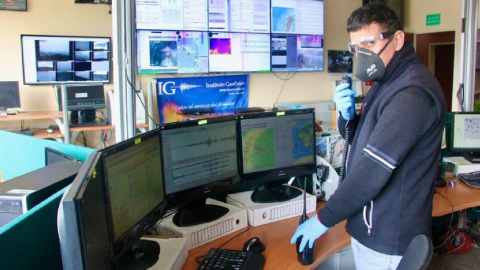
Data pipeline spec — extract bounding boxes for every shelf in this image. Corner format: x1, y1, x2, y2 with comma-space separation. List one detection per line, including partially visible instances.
33, 130, 64, 139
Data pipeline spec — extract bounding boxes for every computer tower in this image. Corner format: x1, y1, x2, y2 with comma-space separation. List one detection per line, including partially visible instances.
0, 162, 82, 228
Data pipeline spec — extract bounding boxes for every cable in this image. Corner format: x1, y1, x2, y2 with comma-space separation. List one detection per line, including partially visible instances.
125, 70, 158, 126
272, 72, 298, 106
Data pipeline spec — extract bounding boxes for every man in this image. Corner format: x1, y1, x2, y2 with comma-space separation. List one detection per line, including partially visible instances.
291, 3, 446, 270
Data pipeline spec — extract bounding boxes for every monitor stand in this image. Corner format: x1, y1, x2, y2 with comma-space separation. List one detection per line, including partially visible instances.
251, 181, 302, 203
173, 198, 229, 227
115, 239, 160, 270
464, 155, 480, 164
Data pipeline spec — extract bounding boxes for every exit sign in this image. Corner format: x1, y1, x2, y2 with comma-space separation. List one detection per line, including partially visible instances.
426, 14, 441, 26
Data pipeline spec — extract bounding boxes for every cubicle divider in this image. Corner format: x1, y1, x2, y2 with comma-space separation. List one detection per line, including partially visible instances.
0, 130, 94, 180
0, 187, 68, 270
0, 130, 96, 269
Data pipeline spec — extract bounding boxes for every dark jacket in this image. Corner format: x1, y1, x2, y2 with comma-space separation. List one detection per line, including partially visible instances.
318, 43, 446, 255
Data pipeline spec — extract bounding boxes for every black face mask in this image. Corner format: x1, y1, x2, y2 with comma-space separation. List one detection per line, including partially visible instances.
354, 35, 394, 82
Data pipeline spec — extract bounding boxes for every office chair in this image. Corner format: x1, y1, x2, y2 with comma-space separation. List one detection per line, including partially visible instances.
396, 235, 433, 270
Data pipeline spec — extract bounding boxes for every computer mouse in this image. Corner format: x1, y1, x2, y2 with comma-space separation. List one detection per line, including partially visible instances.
242, 237, 265, 253
46, 128, 54, 134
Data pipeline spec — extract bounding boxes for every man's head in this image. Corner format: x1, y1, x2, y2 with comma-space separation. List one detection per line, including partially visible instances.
346, 3, 405, 81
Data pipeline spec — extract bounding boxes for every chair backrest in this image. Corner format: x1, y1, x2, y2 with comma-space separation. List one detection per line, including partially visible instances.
397, 234, 433, 270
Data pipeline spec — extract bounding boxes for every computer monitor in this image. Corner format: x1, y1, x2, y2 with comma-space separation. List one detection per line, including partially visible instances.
136, 30, 209, 74
57, 83, 106, 111
57, 84, 106, 125
159, 116, 240, 227
45, 147, 80, 166
451, 112, 480, 161
238, 109, 317, 203
58, 152, 112, 270
102, 129, 167, 266
0, 81, 21, 112
21, 35, 111, 85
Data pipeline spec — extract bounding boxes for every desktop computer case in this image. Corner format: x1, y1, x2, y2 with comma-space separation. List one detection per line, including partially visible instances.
155, 199, 248, 251
226, 188, 316, 227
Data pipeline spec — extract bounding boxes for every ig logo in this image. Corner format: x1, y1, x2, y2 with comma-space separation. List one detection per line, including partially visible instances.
157, 81, 176, 95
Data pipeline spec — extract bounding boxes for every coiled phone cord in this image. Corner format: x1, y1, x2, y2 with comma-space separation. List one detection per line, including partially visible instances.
338, 121, 350, 185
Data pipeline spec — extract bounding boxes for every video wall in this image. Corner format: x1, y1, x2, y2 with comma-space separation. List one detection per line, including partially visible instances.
135, 0, 324, 74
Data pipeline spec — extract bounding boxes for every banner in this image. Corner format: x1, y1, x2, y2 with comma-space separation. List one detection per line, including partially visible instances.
156, 75, 249, 123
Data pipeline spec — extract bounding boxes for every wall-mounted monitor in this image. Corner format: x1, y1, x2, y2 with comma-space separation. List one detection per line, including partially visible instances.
208, 0, 270, 33
21, 35, 111, 85
271, 0, 324, 35
271, 34, 324, 72
208, 32, 271, 73
136, 30, 209, 74
136, 0, 208, 31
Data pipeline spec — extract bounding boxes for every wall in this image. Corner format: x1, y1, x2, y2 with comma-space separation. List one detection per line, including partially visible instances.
404, 0, 462, 111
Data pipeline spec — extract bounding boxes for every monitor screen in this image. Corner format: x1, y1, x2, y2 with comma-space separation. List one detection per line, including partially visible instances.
271, 34, 324, 72
21, 35, 111, 85
208, 0, 270, 33
240, 109, 316, 176
136, 0, 208, 31
160, 116, 240, 226
136, 30, 209, 74
57, 84, 106, 111
271, 0, 324, 35
208, 32, 271, 72
0, 81, 20, 109
102, 129, 166, 261
238, 109, 316, 202
58, 152, 112, 270
45, 147, 80, 166
451, 112, 480, 153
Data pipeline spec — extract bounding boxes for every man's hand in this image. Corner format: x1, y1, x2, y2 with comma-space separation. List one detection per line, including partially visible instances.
334, 83, 356, 120
290, 215, 329, 252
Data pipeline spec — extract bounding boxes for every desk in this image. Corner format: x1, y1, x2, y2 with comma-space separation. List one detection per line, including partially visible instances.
181, 202, 350, 270
432, 177, 480, 217
182, 180, 480, 270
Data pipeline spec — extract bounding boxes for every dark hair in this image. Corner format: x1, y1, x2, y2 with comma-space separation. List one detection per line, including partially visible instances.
347, 2, 403, 33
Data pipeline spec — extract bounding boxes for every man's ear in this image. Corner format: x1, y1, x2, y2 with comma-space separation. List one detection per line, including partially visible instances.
394, 31, 405, 51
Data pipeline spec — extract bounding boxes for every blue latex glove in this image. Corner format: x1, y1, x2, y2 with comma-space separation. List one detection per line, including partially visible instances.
334, 83, 356, 120
290, 214, 329, 252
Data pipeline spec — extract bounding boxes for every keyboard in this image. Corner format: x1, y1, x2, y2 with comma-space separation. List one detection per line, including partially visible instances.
196, 248, 265, 270
458, 171, 480, 189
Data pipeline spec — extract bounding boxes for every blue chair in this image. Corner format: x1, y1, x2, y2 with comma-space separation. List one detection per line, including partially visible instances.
397, 235, 433, 270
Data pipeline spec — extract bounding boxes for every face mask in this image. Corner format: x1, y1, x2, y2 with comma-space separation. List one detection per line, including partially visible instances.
354, 36, 394, 82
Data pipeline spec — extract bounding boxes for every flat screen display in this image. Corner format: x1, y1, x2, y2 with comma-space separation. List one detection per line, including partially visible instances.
451, 113, 480, 152
21, 35, 111, 85
0, 81, 20, 109
136, 0, 208, 31
208, 32, 271, 72
271, 34, 324, 71
271, 0, 324, 35
208, 0, 270, 33
137, 30, 209, 74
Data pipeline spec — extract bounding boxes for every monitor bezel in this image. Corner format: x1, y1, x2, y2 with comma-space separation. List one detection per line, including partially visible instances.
21, 34, 112, 85
159, 115, 241, 206
101, 128, 167, 262
451, 112, 480, 152
238, 108, 317, 183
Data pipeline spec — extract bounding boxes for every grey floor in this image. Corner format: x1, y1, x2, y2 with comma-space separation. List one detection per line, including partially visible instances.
427, 245, 480, 270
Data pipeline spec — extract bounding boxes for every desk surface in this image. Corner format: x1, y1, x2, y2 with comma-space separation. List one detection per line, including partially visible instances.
183, 179, 480, 270
0, 111, 62, 121
432, 177, 480, 217
182, 203, 350, 270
